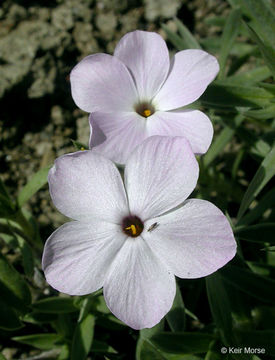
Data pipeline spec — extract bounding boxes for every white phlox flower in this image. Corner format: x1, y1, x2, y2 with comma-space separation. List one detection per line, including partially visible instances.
42, 136, 236, 330
70, 31, 219, 164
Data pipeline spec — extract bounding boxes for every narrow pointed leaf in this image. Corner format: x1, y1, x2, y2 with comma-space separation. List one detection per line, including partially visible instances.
246, 24, 275, 78
71, 314, 95, 360
166, 283, 185, 332
17, 165, 51, 208
237, 145, 275, 220
236, 330, 275, 355
231, 0, 275, 49
0, 298, 22, 330
0, 194, 16, 218
235, 223, 275, 244
224, 66, 271, 85
136, 321, 165, 360
32, 297, 78, 313
220, 265, 275, 303
206, 272, 234, 346
218, 8, 242, 78
203, 115, 243, 167
238, 187, 275, 226
12, 334, 62, 350
161, 24, 185, 50
0, 253, 31, 311
201, 82, 273, 108
150, 332, 214, 354
174, 18, 201, 49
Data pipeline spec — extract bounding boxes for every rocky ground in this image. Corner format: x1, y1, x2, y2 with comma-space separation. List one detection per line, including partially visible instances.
0, 0, 229, 238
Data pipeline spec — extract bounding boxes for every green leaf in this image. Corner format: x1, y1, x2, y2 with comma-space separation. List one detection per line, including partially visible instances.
137, 339, 167, 360
218, 8, 242, 78
71, 314, 95, 360
203, 115, 243, 167
238, 187, 275, 226
174, 18, 201, 49
71, 139, 88, 151
0, 298, 23, 330
0, 354, 8, 360
136, 320, 165, 360
235, 223, 275, 244
200, 82, 274, 109
12, 334, 62, 350
23, 311, 58, 324
17, 235, 34, 277
161, 24, 186, 50
244, 105, 275, 120
32, 297, 78, 313
58, 345, 70, 360
205, 340, 224, 360
224, 66, 271, 85
0, 253, 31, 312
236, 330, 275, 355
204, 16, 226, 27
206, 272, 234, 346
200, 37, 255, 57
91, 340, 117, 354
220, 265, 275, 304
0, 177, 10, 199
0, 193, 16, 218
166, 283, 185, 332
246, 23, 275, 78
231, 0, 275, 49
260, 82, 275, 95
150, 332, 214, 354
237, 145, 275, 220
17, 165, 51, 208
53, 314, 74, 339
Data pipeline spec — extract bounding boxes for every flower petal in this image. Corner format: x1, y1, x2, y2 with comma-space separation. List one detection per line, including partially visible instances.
42, 221, 126, 295
48, 150, 128, 222
89, 112, 148, 164
103, 237, 175, 329
114, 30, 170, 99
154, 50, 219, 111
70, 53, 138, 113
124, 136, 199, 220
143, 199, 236, 279
147, 110, 213, 154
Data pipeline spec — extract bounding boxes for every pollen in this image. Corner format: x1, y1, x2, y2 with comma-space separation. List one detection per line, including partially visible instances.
122, 215, 144, 238
125, 224, 137, 236
143, 109, 151, 117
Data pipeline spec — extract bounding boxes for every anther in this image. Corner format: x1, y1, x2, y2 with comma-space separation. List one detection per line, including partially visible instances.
143, 109, 151, 117
125, 224, 137, 236
122, 215, 144, 238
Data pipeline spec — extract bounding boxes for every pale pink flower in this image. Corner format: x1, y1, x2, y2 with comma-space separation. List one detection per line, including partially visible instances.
70, 31, 219, 164
42, 136, 236, 329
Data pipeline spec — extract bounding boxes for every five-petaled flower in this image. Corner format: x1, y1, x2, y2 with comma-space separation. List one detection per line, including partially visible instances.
42, 136, 236, 330
70, 30, 219, 164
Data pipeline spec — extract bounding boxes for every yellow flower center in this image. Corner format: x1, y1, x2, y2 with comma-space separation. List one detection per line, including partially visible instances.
142, 109, 152, 117
122, 216, 144, 238
135, 102, 155, 118
125, 224, 137, 236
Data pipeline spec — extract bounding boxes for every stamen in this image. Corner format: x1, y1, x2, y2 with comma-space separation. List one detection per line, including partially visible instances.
143, 109, 151, 117
135, 102, 155, 118
122, 215, 144, 238
125, 224, 137, 235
